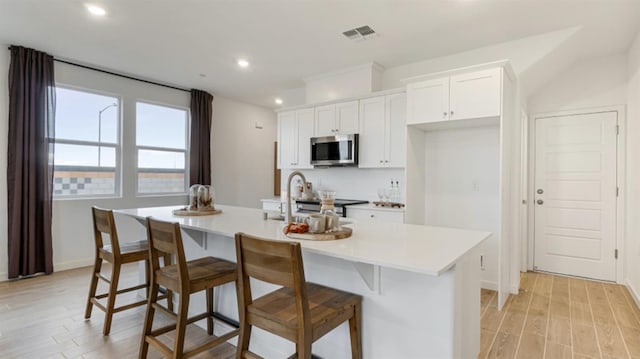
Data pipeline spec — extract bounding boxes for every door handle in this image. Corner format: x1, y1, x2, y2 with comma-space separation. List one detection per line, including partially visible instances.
537, 199, 544, 205
537, 189, 544, 194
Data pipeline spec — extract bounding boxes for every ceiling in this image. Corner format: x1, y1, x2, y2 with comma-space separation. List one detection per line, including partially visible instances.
1, 0, 639, 108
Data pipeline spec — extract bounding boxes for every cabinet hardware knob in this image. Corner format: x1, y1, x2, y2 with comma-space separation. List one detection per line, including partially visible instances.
385, 160, 388, 163
537, 189, 544, 194
443, 112, 447, 117
536, 199, 544, 205
450, 110, 454, 116
379, 160, 383, 163
370, 214, 375, 218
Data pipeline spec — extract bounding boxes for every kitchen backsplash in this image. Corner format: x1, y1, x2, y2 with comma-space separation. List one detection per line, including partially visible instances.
280, 168, 405, 202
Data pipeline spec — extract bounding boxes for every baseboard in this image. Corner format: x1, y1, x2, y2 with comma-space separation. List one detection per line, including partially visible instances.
481, 280, 498, 291
0, 271, 7, 282
214, 321, 290, 357
626, 279, 640, 308
54, 258, 94, 272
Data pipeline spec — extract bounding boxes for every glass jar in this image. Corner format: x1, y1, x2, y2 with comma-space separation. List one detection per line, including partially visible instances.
197, 185, 213, 210
318, 190, 339, 231
188, 184, 201, 210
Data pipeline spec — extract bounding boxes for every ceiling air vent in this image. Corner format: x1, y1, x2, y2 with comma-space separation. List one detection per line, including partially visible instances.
342, 25, 377, 41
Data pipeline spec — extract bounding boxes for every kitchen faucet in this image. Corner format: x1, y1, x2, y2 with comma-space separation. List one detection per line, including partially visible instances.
286, 171, 308, 224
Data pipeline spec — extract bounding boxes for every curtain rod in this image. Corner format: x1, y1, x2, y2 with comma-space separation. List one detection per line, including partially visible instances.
7, 46, 191, 93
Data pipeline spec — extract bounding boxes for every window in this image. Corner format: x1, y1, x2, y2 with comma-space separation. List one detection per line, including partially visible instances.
136, 102, 189, 194
53, 87, 120, 197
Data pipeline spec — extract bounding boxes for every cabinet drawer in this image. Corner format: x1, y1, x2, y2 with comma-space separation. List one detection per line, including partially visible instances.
346, 208, 404, 223
262, 201, 283, 212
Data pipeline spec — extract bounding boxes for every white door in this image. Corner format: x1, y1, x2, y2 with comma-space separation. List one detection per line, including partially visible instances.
406, 77, 449, 125
335, 101, 359, 134
534, 111, 617, 281
386, 93, 407, 168
449, 68, 501, 121
314, 104, 336, 137
295, 108, 314, 169
358, 96, 386, 168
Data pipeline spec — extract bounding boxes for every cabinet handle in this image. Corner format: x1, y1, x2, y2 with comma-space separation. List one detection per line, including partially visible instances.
370, 214, 375, 218
379, 160, 383, 163
443, 112, 447, 118
450, 110, 454, 116
385, 160, 388, 163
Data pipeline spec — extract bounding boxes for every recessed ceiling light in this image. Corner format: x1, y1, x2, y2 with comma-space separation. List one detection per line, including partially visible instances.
237, 59, 250, 68
274, 98, 283, 105
86, 4, 107, 16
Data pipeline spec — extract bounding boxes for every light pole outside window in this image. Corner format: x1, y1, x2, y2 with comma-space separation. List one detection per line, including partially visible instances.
97, 103, 118, 167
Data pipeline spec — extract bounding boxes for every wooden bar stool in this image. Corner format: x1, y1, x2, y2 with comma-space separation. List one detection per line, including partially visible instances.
140, 217, 239, 359
85, 206, 173, 335
234, 232, 363, 359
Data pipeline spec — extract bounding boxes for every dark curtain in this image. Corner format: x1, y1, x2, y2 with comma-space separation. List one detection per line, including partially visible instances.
7, 46, 55, 279
189, 89, 213, 185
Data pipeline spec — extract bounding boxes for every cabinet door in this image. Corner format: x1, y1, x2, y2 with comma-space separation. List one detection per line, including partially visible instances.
449, 68, 502, 121
358, 96, 386, 168
347, 208, 405, 223
336, 101, 359, 134
386, 93, 407, 168
295, 108, 314, 169
314, 104, 336, 137
277, 111, 297, 169
406, 77, 449, 125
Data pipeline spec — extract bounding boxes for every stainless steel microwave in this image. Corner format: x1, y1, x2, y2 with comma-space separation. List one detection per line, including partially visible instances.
310, 134, 358, 167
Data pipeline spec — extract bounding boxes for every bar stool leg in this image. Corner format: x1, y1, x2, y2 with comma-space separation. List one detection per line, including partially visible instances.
236, 323, 252, 359
206, 287, 214, 335
139, 283, 159, 359
173, 293, 190, 359
349, 303, 362, 359
163, 254, 174, 312
144, 258, 150, 298
84, 256, 102, 319
103, 262, 121, 335
296, 338, 312, 359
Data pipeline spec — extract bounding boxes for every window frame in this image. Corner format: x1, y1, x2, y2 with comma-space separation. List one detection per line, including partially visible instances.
52, 84, 123, 199
134, 99, 190, 196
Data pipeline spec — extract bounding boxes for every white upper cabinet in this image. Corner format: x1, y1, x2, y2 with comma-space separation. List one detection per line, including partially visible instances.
315, 101, 359, 136
358, 96, 386, 168
407, 77, 449, 125
449, 68, 502, 121
277, 109, 314, 169
277, 111, 297, 169
407, 67, 502, 125
359, 93, 407, 168
386, 93, 407, 167
335, 101, 360, 134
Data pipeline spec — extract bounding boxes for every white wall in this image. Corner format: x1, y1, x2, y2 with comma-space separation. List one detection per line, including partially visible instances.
423, 126, 501, 289
280, 168, 405, 202
212, 96, 277, 208
528, 53, 628, 114
304, 63, 382, 104
0, 45, 9, 280
626, 31, 640, 304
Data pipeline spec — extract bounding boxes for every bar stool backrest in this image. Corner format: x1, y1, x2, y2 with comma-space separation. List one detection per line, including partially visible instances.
146, 217, 189, 291
92, 206, 121, 257
235, 233, 311, 332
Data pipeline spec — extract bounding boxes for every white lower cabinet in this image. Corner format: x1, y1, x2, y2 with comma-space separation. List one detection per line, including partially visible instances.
261, 199, 283, 212
346, 207, 405, 223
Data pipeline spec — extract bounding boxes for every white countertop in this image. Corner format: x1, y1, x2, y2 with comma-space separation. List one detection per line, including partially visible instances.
115, 205, 490, 277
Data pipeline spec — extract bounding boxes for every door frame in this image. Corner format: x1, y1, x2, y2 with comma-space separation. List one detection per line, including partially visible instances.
526, 105, 626, 284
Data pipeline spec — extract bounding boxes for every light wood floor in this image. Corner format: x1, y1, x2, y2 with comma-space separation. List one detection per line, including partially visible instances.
0, 264, 236, 359
2, 266, 640, 358
480, 271, 640, 359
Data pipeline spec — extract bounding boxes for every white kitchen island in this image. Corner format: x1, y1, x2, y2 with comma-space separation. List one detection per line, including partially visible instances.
115, 205, 490, 359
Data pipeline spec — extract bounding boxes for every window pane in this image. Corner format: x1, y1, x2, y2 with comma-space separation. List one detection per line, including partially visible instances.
55, 87, 119, 144
136, 102, 187, 149
137, 149, 186, 193
53, 144, 116, 196
138, 149, 185, 169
